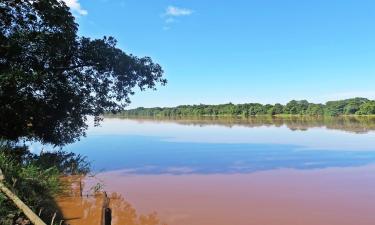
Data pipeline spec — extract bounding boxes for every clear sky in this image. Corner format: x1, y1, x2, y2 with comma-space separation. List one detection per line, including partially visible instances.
65, 0, 375, 108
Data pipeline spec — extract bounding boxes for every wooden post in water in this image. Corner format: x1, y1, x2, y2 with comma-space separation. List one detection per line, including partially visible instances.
0, 169, 47, 225
101, 192, 112, 225
79, 177, 83, 197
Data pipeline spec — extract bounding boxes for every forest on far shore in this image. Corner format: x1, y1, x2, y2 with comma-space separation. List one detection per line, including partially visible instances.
115, 98, 375, 117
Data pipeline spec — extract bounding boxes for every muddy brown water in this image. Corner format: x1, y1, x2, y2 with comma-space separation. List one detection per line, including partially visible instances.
57, 166, 375, 225
55, 117, 375, 225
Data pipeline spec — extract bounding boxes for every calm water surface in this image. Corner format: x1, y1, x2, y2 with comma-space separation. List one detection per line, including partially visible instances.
62, 117, 375, 225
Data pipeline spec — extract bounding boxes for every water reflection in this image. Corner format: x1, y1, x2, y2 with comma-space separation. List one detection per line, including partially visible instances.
112, 115, 375, 134
57, 193, 166, 225
57, 177, 166, 225
66, 135, 375, 174
110, 192, 166, 225
63, 117, 375, 174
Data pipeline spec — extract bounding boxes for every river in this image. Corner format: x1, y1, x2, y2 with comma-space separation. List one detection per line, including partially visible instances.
59, 116, 375, 225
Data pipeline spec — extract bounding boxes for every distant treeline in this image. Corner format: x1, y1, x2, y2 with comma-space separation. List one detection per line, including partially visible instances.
116, 98, 375, 117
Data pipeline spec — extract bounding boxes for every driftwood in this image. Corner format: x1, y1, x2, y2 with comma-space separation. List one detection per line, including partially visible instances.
0, 169, 47, 225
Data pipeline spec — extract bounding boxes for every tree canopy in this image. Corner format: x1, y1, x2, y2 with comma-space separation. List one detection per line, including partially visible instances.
0, 0, 166, 145
118, 98, 375, 117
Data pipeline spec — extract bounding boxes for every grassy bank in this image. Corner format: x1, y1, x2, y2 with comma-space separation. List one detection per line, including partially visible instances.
0, 143, 90, 225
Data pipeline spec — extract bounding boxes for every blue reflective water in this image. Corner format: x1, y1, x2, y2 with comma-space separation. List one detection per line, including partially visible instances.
63, 117, 375, 174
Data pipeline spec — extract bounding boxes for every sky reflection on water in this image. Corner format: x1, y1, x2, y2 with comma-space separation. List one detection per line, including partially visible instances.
63, 118, 375, 174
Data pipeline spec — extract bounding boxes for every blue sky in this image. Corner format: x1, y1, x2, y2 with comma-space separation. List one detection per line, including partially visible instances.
65, 0, 375, 108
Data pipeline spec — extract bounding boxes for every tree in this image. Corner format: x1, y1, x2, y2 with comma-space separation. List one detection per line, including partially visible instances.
267, 103, 284, 115
284, 100, 309, 115
306, 104, 324, 116
343, 98, 368, 115
119, 98, 375, 118
356, 101, 375, 115
0, 0, 166, 146
325, 98, 368, 116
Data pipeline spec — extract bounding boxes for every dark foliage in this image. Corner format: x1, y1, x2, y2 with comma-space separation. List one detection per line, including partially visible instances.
0, 0, 166, 146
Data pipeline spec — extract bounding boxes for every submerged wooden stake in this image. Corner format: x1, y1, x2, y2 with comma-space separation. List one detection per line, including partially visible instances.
79, 177, 82, 197
101, 192, 112, 225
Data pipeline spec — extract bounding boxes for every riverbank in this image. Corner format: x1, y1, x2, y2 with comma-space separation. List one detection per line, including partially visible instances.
0, 144, 90, 225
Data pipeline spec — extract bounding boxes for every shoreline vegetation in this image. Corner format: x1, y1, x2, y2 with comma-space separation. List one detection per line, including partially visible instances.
0, 143, 90, 225
113, 98, 375, 117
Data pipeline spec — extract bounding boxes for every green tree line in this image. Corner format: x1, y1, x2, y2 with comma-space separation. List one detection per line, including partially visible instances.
116, 98, 375, 117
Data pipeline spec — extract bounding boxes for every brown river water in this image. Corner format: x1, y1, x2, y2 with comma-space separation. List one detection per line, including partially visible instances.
54, 117, 375, 225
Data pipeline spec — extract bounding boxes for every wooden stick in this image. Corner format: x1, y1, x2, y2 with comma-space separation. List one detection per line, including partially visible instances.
50, 212, 57, 225
0, 169, 47, 225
